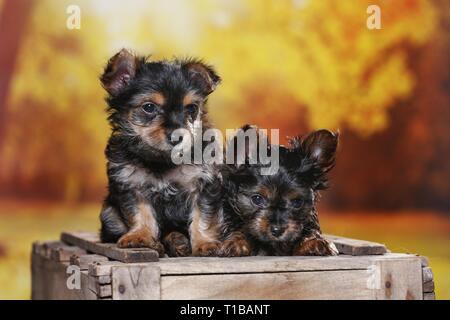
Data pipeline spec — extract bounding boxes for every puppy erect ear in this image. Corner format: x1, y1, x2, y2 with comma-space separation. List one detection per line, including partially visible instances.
292, 129, 339, 190
302, 129, 338, 172
183, 60, 221, 95
101, 49, 140, 96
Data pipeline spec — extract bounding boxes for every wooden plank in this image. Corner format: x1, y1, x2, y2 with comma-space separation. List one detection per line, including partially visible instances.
61, 232, 159, 263
70, 254, 109, 270
423, 292, 436, 300
88, 276, 112, 297
420, 256, 429, 267
374, 257, 423, 300
422, 267, 433, 283
51, 246, 87, 262
161, 270, 375, 299
423, 281, 435, 293
112, 266, 161, 300
97, 275, 112, 285
89, 261, 125, 276
85, 253, 419, 277
33, 241, 66, 258
88, 280, 112, 298
324, 234, 387, 255
31, 252, 97, 300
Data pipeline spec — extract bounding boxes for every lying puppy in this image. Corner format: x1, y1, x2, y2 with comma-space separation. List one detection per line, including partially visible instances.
191, 127, 338, 256
99, 49, 220, 256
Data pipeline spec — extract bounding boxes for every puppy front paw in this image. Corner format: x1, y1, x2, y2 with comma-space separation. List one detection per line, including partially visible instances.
220, 238, 251, 257
293, 237, 338, 256
192, 242, 221, 257
162, 231, 191, 257
117, 230, 165, 256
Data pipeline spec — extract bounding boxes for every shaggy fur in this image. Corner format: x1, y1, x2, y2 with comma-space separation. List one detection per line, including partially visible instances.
191, 127, 339, 257
99, 49, 220, 256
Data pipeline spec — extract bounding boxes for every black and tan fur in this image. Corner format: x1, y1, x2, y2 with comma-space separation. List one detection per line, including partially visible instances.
99, 49, 220, 256
191, 127, 339, 257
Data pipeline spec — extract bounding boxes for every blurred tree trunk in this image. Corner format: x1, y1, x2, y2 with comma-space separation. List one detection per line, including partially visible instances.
0, 0, 34, 150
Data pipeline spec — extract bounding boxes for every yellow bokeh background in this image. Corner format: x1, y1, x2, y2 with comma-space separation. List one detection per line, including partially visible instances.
0, 0, 449, 299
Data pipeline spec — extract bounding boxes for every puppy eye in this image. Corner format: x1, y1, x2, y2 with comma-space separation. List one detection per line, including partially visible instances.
185, 104, 198, 116
142, 102, 158, 114
251, 194, 267, 207
291, 199, 304, 208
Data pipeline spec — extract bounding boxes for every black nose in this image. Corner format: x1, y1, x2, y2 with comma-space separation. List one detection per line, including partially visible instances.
270, 225, 285, 237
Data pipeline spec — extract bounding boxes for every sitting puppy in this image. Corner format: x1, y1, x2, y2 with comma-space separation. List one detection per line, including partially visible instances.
191, 127, 338, 256
99, 49, 220, 256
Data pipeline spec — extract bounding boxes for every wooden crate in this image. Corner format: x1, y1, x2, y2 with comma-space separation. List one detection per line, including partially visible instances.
31, 232, 435, 300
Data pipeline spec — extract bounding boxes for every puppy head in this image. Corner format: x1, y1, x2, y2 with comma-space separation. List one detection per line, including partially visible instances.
101, 49, 221, 153
228, 129, 338, 243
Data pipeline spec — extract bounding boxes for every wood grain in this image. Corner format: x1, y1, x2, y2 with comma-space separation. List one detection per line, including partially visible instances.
112, 265, 161, 300
61, 232, 159, 263
161, 270, 375, 299
324, 234, 387, 255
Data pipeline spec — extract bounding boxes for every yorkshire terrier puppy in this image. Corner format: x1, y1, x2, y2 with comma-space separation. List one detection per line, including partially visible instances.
99, 49, 220, 256
191, 127, 339, 257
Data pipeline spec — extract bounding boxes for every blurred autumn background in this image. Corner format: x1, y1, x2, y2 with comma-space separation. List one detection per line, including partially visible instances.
0, 0, 449, 299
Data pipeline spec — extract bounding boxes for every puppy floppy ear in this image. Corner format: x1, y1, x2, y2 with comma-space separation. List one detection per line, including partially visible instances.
291, 129, 339, 190
183, 59, 221, 95
100, 49, 141, 96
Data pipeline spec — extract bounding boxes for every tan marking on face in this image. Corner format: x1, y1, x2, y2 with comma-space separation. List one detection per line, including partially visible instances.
255, 215, 270, 234
183, 91, 202, 107
285, 219, 301, 236
133, 92, 166, 106
130, 116, 170, 150
256, 185, 272, 200
286, 191, 302, 201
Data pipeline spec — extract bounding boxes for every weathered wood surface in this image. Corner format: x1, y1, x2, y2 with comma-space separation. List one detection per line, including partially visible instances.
87, 253, 420, 276
70, 254, 108, 270
50, 245, 87, 262
112, 266, 161, 300
162, 270, 374, 299
324, 234, 387, 255
373, 258, 422, 300
422, 266, 435, 298
61, 232, 387, 262
423, 292, 436, 300
32, 249, 97, 300
32, 237, 431, 300
32, 243, 113, 300
61, 232, 159, 263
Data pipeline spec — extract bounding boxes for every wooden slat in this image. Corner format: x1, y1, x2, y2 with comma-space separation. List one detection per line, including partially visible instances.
51, 246, 87, 262
423, 292, 436, 300
85, 253, 418, 277
112, 266, 161, 300
423, 281, 435, 293
97, 275, 112, 285
420, 256, 429, 267
70, 254, 109, 270
33, 241, 66, 258
161, 270, 375, 299
374, 257, 423, 300
324, 234, 387, 255
31, 252, 97, 300
422, 267, 434, 283
61, 232, 159, 263
88, 276, 112, 298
